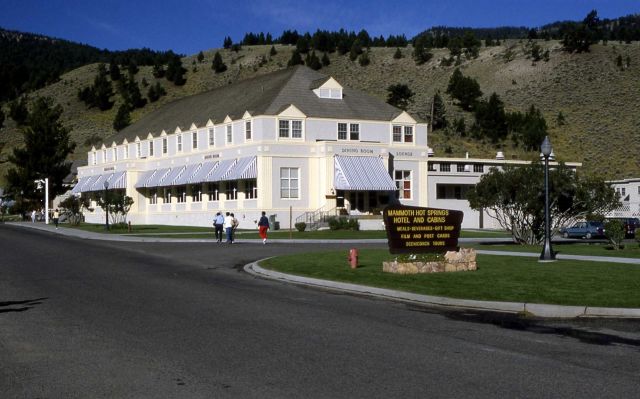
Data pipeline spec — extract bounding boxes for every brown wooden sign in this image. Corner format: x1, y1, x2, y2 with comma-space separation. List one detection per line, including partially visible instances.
383, 205, 464, 254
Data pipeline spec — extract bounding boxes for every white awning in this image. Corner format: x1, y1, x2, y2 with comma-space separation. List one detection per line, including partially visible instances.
220, 156, 257, 181
207, 159, 237, 182
89, 174, 107, 191
161, 166, 186, 187
189, 161, 218, 184
334, 155, 397, 191
145, 168, 171, 187
71, 176, 90, 194
174, 163, 202, 186
135, 170, 157, 188
107, 171, 127, 190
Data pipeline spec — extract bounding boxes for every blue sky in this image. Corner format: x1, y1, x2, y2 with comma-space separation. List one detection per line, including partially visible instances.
1, 0, 638, 55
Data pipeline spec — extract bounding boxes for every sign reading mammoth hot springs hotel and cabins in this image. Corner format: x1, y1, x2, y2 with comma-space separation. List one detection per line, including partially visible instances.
383, 205, 464, 254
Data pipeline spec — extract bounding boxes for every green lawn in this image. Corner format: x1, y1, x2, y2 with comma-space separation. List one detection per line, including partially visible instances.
260, 249, 640, 308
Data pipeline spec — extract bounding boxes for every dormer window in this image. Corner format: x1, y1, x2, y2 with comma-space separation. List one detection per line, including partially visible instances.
208, 128, 214, 147
279, 119, 303, 139
124, 145, 129, 159
92, 151, 97, 165
392, 125, 414, 143
226, 124, 232, 144
136, 142, 141, 158
113, 147, 118, 161
177, 134, 183, 152
149, 141, 155, 157
192, 131, 198, 149
102, 149, 107, 162
313, 77, 343, 99
162, 137, 168, 154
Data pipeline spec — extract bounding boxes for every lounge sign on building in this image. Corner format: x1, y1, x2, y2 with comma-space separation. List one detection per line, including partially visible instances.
383, 205, 463, 254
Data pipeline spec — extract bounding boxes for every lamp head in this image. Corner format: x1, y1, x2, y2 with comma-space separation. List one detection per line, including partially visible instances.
103, 180, 109, 189
541, 136, 552, 157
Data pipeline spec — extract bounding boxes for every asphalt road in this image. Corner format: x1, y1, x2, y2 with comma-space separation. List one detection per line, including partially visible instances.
1, 224, 639, 398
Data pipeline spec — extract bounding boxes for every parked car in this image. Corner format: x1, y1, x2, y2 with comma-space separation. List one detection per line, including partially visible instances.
559, 221, 605, 239
606, 217, 640, 238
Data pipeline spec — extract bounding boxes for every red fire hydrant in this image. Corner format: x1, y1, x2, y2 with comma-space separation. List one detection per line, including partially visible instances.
348, 248, 359, 269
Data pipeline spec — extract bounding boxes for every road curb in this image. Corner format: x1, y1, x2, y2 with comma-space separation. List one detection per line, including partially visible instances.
245, 261, 640, 319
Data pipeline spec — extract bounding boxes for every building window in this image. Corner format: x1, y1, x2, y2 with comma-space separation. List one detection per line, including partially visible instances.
244, 179, 257, 199
473, 164, 483, 173
338, 123, 348, 140
404, 126, 413, 143
123, 146, 129, 159
457, 164, 466, 172
149, 141, 154, 157
208, 128, 214, 147
428, 163, 435, 171
392, 125, 414, 143
245, 121, 252, 140
395, 170, 412, 199
177, 134, 183, 152
162, 138, 168, 154
113, 147, 118, 161
92, 151, 97, 165
135, 143, 141, 158
191, 184, 202, 202
280, 167, 299, 198
207, 183, 220, 201
225, 181, 238, 200
226, 124, 232, 143
149, 188, 158, 204
279, 119, 303, 139
163, 188, 171, 204
349, 123, 359, 140
392, 126, 402, 142
192, 132, 198, 150
440, 163, 450, 172
436, 184, 473, 200
176, 186, 187, 203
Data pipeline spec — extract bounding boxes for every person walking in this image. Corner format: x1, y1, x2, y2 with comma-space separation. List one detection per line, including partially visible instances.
53, 209, 60, 229
31, 209, 37, 223
224, 212, 234, 244
213, 212, 225, 243
258, 211, 270, 244
230, 213, 239, 242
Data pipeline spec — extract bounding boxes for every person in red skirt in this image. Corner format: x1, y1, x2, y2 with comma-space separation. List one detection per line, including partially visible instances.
258, 211, 270, 244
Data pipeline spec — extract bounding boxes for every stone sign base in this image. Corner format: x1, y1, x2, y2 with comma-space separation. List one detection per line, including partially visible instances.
382, 248, 477, 274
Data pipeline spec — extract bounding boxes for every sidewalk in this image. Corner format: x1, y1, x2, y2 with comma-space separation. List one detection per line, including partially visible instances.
9, 222, 640, 319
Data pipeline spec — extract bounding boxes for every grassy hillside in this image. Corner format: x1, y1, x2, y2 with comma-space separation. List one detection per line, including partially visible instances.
1, 40, 639, 185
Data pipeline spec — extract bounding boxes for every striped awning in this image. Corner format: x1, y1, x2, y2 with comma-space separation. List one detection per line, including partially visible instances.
145, 168, 171, 188
89, 174, 107, 191
173, 163, 202, 186
161, 166, 186, 186
206, 159, 237, 182
220, 156, 257, 181
334, 155, 397, 191
189, 161, 218, 184
71, 176, 93, 194
135, 169, 157, 188
107, 171, 127, 189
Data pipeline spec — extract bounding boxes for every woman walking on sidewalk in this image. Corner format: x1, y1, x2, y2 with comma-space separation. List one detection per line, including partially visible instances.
258, 211, 270, 244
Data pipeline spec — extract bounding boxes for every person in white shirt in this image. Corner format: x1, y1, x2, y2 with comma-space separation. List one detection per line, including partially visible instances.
223, 212, 234, 243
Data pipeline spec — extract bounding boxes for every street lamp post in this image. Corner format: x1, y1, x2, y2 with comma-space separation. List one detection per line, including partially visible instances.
539, 136, 556, 262
103, 180, 110, 230
35, 178, 49, 224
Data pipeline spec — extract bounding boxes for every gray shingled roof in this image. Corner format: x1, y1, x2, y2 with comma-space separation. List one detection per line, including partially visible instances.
109, 66, 404, 143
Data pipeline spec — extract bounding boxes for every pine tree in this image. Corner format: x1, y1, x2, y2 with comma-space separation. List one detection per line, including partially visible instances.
413, 36, 433, 65
212, 51, 227, 73
431, 92, 446, 130
446, 68, 482, 111
307, 51, 322, 70
321, 52, 331, 66
197, 51, 205, 63
152, 61, 165, 78
393, 48, 403, 59
93, 64, 114, 110
6, 96, 76, 206
223, 36, 233, 49
109, 61, 121, 81
287, 50, 304, 66
358, 51, 370, 66
113, 103, 131, 131
349, 40, 363, 61
147, 82, 166, 103
386, 84, 414, 110
125, 74, 146, 109
270, 45, 277, 56
9, 96, 29, 125
127, 60, 139, 75
166, 55, 186, 85
296, 36, 310, 54
0, 107, 5, 129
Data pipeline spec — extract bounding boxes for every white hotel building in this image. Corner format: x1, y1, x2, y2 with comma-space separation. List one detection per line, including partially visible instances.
74, 66, 430, 229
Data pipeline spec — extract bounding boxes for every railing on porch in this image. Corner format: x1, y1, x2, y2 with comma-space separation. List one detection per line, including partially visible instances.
295, 205, 341, 231
608, 202, 640, 218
